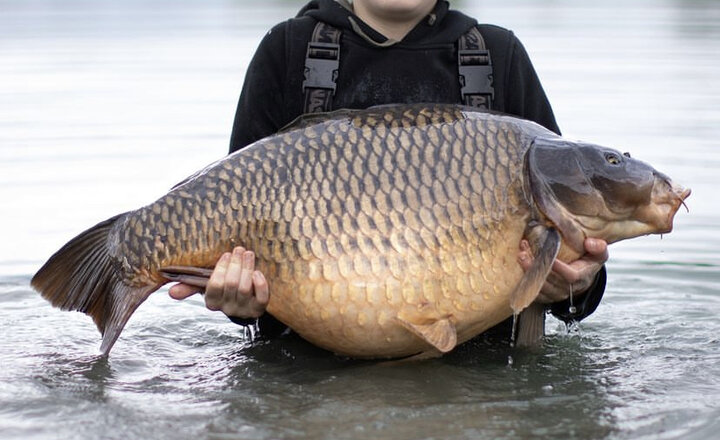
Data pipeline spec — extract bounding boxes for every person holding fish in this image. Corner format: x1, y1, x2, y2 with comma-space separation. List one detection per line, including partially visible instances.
169, 0, 609, 342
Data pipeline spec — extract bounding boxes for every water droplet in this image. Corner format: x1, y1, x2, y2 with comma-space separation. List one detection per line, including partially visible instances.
510, 313, 518, 347
507, 355, 514, 366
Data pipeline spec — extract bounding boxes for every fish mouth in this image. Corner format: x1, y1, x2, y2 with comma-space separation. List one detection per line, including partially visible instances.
640, 177, 691, 234
572, 175, 690, 245
668, 184, 691, 229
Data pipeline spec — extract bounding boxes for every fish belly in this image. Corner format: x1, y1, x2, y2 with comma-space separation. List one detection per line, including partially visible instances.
265, 216, 529, 358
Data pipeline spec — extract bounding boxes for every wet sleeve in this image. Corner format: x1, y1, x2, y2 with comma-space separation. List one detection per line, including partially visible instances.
228, 316, 258, 326
228, 23, 289, 153
228, 315, 289, 339
504, 33, 561, 135
550, 266, 607, 323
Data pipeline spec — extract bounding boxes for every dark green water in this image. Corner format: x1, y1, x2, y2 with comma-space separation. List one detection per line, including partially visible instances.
1, 1, 719, 439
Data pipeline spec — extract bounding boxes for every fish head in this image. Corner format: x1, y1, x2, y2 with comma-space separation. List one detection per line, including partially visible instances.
526, 137, 691, 252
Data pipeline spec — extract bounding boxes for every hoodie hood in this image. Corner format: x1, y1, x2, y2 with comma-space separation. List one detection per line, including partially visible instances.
298, 0, 478, 46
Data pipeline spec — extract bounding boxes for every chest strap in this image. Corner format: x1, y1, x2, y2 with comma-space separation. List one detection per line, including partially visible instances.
458, 26, 494, 109
302, 22, 342, 114
302, 22, 494, 113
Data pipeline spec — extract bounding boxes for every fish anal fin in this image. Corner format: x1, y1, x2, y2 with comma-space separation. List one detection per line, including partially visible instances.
509, 226, 561, 314
159, 265, 213, 288
396, 312, 457, 353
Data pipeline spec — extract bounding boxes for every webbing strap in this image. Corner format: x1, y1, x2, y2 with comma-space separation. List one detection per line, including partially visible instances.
302, 22, 342, 113
458, 27, 494, 109
302, 22, 494, 112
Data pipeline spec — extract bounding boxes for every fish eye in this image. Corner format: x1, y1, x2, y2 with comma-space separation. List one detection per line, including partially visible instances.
605, 152, 621, 165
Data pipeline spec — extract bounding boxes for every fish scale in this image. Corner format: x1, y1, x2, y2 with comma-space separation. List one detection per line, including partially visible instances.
32, 103, 689, 358
116, 106, 525, 357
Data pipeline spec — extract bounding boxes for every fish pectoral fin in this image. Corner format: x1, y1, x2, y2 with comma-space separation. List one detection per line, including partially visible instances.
515, 302, 546, 347
509, 226, 561, 314
396, 313, 457, 353
159, 265, 214, 288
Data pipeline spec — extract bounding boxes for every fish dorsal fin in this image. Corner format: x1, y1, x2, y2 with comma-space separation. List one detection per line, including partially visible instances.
396, 312, 457, 353
169, 158, 224, 191
277, 108, 359, 133
509, 226, 561, 314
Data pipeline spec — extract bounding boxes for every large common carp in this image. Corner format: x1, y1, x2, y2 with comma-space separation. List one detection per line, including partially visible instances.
32, 104, 690, 359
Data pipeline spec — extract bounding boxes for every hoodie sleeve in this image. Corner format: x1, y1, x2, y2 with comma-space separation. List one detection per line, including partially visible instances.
229, 22, 290, 153
550, 267, 607, 324
503, 32, 561, 135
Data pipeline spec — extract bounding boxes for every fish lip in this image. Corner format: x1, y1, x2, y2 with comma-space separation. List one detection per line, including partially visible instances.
670, 186, 691, 222
679, 187, 692, 203
656, 182, 691, 233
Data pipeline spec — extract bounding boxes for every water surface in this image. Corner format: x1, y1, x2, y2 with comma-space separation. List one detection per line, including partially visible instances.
1, 1, 719, 439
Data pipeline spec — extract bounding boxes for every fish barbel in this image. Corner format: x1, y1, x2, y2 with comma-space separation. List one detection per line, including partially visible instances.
32, 104, 690, 358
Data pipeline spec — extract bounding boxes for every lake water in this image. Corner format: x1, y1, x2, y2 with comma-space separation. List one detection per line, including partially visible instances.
1, 1, 719, 439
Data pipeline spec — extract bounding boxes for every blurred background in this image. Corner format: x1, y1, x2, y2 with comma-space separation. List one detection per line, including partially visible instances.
0, 1, 718, 439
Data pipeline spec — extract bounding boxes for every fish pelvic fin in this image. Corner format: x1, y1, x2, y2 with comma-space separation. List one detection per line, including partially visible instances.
396, 312, 457, 353
514, 302, 546, 348
509, 226, 561, 314
31, 213, 160, 355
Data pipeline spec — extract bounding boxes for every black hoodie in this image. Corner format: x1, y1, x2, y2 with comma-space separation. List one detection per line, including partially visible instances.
229, 0, 560, 152
226, 0, 604, 336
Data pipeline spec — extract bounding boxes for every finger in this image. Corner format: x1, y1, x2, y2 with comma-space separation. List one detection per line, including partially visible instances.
238, 271, 268, 318
205, 252, 231, 311
252, 271, 269, 306
519, 239, 530, 252
223, 247, 245, 298
584, 238, 609, 262
549, 260, 596, 296
517, 239, 533, 270
551, 259, 584, 284
168, 283, 203, 300
539, 241, 607, 304
238, 250, 255, 296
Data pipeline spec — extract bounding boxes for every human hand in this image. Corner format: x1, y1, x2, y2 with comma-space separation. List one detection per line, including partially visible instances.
168, 246, 270, 319
517, 238, 608, 304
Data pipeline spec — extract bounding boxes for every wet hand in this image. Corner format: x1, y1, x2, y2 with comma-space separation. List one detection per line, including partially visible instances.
168, 246, 270, 319
517, 238, 608, 304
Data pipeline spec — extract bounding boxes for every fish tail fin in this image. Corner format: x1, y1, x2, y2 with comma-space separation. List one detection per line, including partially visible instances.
31, 213, 159, 355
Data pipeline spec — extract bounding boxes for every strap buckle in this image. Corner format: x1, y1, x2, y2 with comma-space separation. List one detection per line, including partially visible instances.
458, 49, 494, 101
302, 42, 340, 93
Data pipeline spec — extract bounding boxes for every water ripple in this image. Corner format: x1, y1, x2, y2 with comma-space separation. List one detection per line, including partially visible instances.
2, 1, 720, 439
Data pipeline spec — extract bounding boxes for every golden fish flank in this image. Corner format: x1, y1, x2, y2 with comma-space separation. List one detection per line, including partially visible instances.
31, 104, 690, 358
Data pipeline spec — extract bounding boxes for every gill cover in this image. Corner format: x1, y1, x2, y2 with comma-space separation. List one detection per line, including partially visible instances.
524, 137, 657, 251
